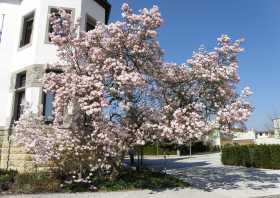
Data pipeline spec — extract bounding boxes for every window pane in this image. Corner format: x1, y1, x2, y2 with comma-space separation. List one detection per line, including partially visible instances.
20, 12, 34, 47
86, 22, 95, 32
43, 92, 54, 121
86, 15, 96, 32
14, 91, 25, 121
15, 72, 26, 89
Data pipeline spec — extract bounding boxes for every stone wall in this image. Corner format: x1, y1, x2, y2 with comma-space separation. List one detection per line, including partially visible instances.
0, 130, 34, 172
0, 64, 45, 172
0, 129, 4, 162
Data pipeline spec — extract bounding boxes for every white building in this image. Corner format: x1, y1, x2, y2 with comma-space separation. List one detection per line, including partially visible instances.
208, 128, 280, 147
255, 130, 274, 139
0, 0, 110, 170
232, 129, 256, 145
273, 118, 280, 138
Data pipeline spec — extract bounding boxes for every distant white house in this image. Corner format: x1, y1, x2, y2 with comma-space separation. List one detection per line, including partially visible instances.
232, 129, 256, 145
273, 118, 280, 138
209, 126, 280, 147
255, 131, 274, 139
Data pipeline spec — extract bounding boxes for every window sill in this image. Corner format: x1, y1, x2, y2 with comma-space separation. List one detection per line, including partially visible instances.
14, 87, 26, 92
18, 43, 32, 51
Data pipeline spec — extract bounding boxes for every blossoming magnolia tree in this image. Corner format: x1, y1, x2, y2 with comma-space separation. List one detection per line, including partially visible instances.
13, 3, 252, 180
146, 36, 253, 144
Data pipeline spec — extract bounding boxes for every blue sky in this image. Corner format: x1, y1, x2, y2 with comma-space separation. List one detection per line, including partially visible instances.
108, 0, 280, 130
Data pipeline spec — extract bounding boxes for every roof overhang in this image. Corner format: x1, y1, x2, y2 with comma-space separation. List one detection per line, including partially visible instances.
94, 0, 111, 24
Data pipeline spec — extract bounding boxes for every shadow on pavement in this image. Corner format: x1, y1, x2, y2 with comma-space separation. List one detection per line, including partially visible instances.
142, 155, 280, 192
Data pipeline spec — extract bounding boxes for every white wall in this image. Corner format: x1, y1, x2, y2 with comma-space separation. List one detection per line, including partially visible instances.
10, 0, 41, 70
0, 0, 107, 128
34, 0, 82, 64
273, 118, 280, 138
0, 2, 20, 127
25, 87, 41, 113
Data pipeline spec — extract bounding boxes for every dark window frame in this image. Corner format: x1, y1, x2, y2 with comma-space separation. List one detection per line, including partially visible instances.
12, 72, 27, 122
13, 90, 25, 122
85, 14, 96, 32
42, 91, 55, 123
15, 71, 26, 89
19, 11, 35, 48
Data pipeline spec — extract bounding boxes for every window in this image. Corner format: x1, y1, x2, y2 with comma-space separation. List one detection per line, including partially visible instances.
42, 68, 63, 122
13, 72, 26, 121
42, 92, 54, 122
47, 7, 74, 42
85, 15, 96, 32
0, 14, 5, 43
15, 72, 26, 88
20, 12, 35, 47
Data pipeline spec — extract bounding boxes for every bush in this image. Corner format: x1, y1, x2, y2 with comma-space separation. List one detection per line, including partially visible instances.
94, 168, 189, 191
143, 141, 219, 156
143, 144, 177, 155
0, 167, 188, 193
180, 142, 212, 155
221, 144, 280, 169
14, 172, 61, 193
0, 169, 17, 192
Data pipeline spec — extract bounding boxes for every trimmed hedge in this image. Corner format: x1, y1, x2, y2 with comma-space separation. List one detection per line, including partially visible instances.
143, 142, 220, 155
222, 144, 280, 169
143, 141, 220, 156
143, 145, 177, 155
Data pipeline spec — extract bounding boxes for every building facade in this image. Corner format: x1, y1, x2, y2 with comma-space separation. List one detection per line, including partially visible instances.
0, 0, 110, 171
209, 127, 280, 148
273, 118, 280, 138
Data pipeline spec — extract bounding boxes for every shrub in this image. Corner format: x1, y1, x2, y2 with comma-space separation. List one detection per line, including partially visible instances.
143, 144, 177, 155
0, 169, 17, 192
221, 144, 280, 169
143, 141, 218, 156
180, 142, 211, 155
270, 145, 280, 169
94, 168, 188, 191
14, 172, 61, 193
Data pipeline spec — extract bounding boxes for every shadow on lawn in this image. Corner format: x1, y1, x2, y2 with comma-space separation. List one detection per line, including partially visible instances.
142, 156, 280, 192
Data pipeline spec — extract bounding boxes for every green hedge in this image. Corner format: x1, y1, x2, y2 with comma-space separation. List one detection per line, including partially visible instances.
142, 141, 220, 156
221, 144, 280, 169
143, 145, 177, 155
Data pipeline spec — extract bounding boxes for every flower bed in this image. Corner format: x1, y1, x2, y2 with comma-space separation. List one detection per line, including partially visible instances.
0, 168, 189, 194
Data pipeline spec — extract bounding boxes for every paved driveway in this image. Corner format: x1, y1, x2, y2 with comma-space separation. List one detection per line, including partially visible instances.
144, 153, 280, 197
3, 153, 280, 198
